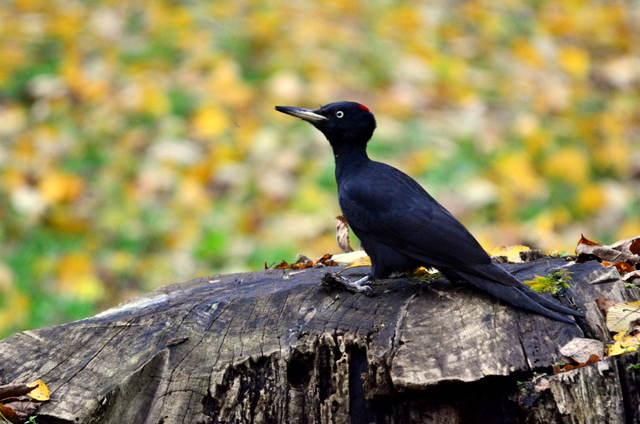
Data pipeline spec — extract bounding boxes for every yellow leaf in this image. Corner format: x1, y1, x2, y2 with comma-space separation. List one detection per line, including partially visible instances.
192, 105, 230, 138
576, 184, 605, 215
39, 172, 84, 204
56, 253, 105, 301
512, 39, 545, 68
331, 251, 370, 267
495, 152, 544, 193
0, 290, 30, 335
608, 330, 640, 357
342, 258, 372, 271
492, 152, 546, 215
515, 115, 551, 155
139, 81, 169, 116
558, 46, 590, 79
487, 245, 531, 263
27, 379, 50, 401
541, 147, 589, 184
208, 59, 254, 107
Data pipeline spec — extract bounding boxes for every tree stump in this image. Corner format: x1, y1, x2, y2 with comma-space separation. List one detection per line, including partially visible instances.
0, 257, 638, 423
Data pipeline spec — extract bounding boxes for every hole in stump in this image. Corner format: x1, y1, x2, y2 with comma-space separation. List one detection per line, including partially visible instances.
287, 356, 311, 388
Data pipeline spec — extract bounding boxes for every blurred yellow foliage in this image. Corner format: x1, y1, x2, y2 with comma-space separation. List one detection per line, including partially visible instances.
139, 80, 171, 116
494, 152, 545, 197
513, 39, 546, 69
208, 60, 254, 108
39, 172, 84, 204
193, 105, 231, 138
0, 263, 29, 334
0, 291, 30, 335
577, 184, 605, 215
56, 253, 105, 302
558, 46, 590, 79
541, 147, 589, 184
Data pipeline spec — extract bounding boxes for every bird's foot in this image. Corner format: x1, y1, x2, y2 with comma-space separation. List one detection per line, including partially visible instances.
321, 273, 373, 296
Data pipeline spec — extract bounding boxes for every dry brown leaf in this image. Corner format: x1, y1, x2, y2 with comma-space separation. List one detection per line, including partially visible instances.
2, 399, 39, 421
577, 234, 601, 247
553, 354, 601, 374
273, 260, 292, 269
0, 403, 20, 423
0, 379, 50, 423
576, 234, 640, 266
611, 261, 635, 273
274, 254, 337, 270
335, 216, 354, 253
622, 271, 640, 284
0, 383, 33, 400
630, 239, 640, 255
559, 338, 604, 364
609, 235, 640, 254
596, 298, 617, 316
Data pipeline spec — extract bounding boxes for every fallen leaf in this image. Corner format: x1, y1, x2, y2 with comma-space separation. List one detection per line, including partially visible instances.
0, 403, 20, 423
553, 354, 601, 374
608, 329, 640, 357
1, 399, 39, 421
559, 338, 604, 364
487, 245, 532, 263
609, 261, 635, 273
0, 383, 33, 400
335, 216, 354, 253
330, 251, 370, 265
273, 260, 292, 270
26, 380, 49, 401
575, 253, 600, 263
274, 253, 337, 270
596, 298, 617, 316
0, 379, 50, 423
622, 271, 640, 284
631, 239, 640, 255
413, 267, 440, 275
576, 234, 640, 266
577, 234, 601, 247
609, 235, 640, 254
606, 301, 640, 332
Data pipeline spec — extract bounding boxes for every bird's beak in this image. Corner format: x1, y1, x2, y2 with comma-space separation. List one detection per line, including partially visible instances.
275, 106, 328, 123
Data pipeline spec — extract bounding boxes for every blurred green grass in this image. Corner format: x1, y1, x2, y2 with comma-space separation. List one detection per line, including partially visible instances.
0, 0, 639, 338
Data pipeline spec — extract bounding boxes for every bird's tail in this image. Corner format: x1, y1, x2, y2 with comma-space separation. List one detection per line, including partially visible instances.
448, 264, 584, 324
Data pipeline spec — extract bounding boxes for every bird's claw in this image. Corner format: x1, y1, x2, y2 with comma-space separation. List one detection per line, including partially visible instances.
321, 273, 374, 296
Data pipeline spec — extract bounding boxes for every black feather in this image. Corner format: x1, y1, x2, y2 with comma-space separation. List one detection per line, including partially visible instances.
276, 101, 584, 324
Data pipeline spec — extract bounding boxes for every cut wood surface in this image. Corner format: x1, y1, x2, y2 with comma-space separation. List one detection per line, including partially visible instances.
1, 257, 639, 423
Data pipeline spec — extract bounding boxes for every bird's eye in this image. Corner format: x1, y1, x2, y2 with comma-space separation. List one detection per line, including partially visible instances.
336, 111, 344, 118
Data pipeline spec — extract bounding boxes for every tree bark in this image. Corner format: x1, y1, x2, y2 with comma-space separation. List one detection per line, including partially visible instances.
0, 257, 638, 423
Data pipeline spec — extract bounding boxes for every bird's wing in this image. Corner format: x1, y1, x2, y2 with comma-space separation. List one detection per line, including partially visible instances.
339, 162, 493, 270
339, 162, 583, 322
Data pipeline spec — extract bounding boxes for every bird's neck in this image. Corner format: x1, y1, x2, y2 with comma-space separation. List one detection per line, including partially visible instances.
333, 145, 370, 181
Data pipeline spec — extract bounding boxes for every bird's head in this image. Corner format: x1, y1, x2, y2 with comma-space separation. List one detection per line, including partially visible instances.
275, 101, 376, 150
